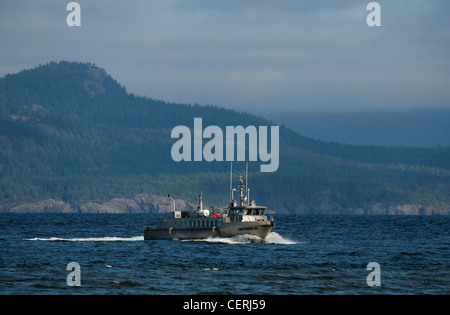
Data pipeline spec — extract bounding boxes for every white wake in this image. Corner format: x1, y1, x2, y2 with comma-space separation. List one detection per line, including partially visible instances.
25, 236, 144, 242
25, 232, 296, 244
190, 232, 296, 245
265, 232, 297, 244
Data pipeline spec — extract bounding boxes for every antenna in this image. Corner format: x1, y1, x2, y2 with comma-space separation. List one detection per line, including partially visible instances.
230, 162, 233, 201
245, 162, 248, 201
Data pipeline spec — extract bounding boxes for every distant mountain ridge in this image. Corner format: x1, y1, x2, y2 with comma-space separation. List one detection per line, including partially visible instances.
270, 109, 450, 148
1, 61, 449, 214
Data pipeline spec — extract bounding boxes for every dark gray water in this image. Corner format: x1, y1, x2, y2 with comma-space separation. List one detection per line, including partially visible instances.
0, 214, 448, 294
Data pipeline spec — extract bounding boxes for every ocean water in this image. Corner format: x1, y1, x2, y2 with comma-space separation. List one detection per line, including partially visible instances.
0, 214, 448, 295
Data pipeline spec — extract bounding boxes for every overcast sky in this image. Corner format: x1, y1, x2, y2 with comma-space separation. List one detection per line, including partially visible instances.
1, 0, 449, 115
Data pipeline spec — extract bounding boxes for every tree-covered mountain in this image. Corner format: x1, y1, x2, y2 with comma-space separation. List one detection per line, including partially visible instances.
1, 61, 449, 214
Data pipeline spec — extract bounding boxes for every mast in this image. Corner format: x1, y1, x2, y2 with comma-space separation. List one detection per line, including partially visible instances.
198, 192, 203, 211
239, 172, 245, 206
245, 163, 248, 202
246, 162, 250, 205
230, 162, 233, 202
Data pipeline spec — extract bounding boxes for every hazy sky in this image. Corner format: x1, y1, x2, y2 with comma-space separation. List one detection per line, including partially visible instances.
1, 0, 449, 115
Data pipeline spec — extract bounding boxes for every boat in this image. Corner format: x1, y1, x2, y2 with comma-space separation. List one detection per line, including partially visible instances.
143, 167, 275, 240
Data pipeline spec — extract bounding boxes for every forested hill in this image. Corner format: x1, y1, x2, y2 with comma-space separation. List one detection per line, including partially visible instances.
1, 61, 449, 214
